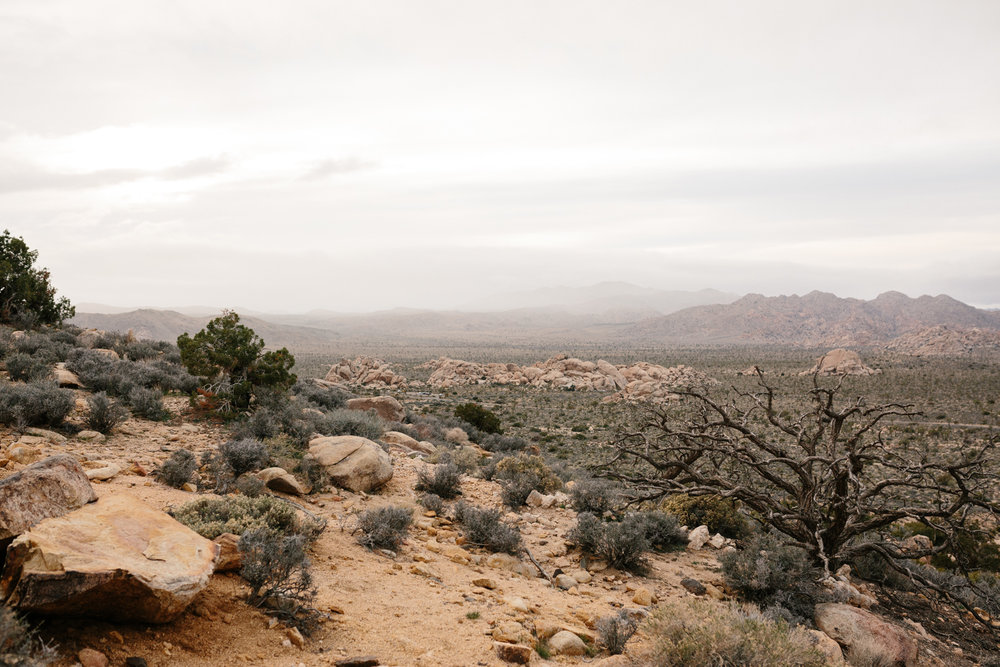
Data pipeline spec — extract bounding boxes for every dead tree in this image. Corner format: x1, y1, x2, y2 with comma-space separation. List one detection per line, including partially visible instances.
601, 372, 1000, 593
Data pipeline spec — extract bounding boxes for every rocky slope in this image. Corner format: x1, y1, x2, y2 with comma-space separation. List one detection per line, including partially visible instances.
886, 326, 1000, 356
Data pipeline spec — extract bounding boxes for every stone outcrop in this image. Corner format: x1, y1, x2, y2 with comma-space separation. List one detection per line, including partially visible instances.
346, 396, 405, 422
257, 467, 308, 495
0, 454, 97, 541
887, 325, 1000, 356
304, 436, 393, 493
326, 357, 408, 389
802, 349, 879, 376
814, 603, 918, 666
1, 494, 217, 623
417, 354, 716, 402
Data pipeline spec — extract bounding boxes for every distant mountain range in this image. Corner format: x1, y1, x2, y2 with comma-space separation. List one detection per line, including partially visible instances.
69, 287, 1000, 351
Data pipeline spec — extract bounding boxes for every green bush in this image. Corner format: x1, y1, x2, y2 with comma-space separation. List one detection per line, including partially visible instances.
218, 438, 271, 479
356, 506, 412, 551
0, 380, 74, 428
570, 512, 656, 573
645, 599, 826, 666
239, 527, 317, 631
170, 495, 300, 540
415, 462, 462, 499
661, 493, 748, 538
0, 229, 74, 327
291, 380, 350, 411
155, 449, 197, 489
126, 386, 169, 420
85, 392, 129, 433
454, 502, 522, 555
310, 408, 383, 441
177, 310, 296, 415
638, 510, 687, 552
454, 402, 502, 434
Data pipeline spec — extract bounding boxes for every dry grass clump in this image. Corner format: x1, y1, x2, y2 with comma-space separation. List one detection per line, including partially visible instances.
644, 598, 827, 666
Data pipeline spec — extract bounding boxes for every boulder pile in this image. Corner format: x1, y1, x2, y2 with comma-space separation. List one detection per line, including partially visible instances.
417, 354, 717, 402
801, 349, 879, 376
325, 356, 408, 389
886, 325, 1000, 356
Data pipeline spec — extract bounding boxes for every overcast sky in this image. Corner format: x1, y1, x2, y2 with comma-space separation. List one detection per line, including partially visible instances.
2, 1, 998, 312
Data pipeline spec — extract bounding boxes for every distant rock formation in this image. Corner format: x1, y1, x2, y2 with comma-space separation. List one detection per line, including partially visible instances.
325, 356, 409, 389
802, 349, 879, 376
417, 354, 717, 402
886, 326, 1000, 356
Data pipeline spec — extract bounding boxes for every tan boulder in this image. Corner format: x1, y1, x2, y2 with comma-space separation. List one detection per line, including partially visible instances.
0, 454, 96, 541
304, 436, 393, 493
346, 396, 405, 422
257, 467, 308, 495
815, 603, 917, 666
549, 630, 587, 656
381, 431, 435, 454
213, 533, 241, 572
804, 349, 879, 376
1, 494, 217, 623
494, 642, 532, 664
52, 365, 83, 388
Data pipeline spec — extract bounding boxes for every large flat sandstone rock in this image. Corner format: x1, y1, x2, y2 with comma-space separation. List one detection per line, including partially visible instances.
0, 454, 96, 541
1, 494, 217, 623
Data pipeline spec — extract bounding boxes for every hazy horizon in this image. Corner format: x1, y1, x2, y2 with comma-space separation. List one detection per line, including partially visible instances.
3, 1, 999, 312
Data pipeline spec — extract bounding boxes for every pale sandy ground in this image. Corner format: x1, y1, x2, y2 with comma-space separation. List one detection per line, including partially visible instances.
0, 394, 729, 667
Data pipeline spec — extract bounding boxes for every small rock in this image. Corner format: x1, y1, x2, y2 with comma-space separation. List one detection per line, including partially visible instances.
78, 648, 109, 667
506, 597, 530, 613
8, 445, 39, 465
808, 629, 846, 665
571, 570, 592, 584
257, 467, 308, 495
180, 424, 198, 433
85, 463, 122, 481
25, 428, 67, 443
492, 620, 527, 643
548, 630, 587, 656
494, 641, 532, 664
286, 626, 305, 648
708, 533, 726, 549
334, 657, 379, 667
555, 573, 577, 590
525, 489, 545, 507
181, 482, 198, 493
704, 583, 726, 600
680, 578, 707, 596
687, 525, 710, 550
632, 587, 654, 605
125, 659, 148, 667
76, 430, 106, 442
472, 577, 497, 590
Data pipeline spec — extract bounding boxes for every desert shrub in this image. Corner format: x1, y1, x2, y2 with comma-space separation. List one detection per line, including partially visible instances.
454, 402, 502, 434
495, 453, 562, 508
0, 380, 74, 428
122, 340, 161, 361
4, 353, 51, 382
218, 438, 270, 479
236, 404, 288, 440
0, 602, 57, 666
478, 432, 527, 453
570, 478, 621, 515
298, 455, 329, 494
177, 310, 296, 414
597, 610, 639, 655
570, 512, 649, 573
170, 495, 299, 540
414, 462, 462, 499
155, 449, 197, 489
311, 408, 384, 441
236, 475, 267, 497
85, 392, 129, 433
719, 532, 821, 624
418, 493, 444, 514
356, 506, 412, 551
453, 501, 522, 555
239, 527, 317, 629
645, 599, 827, 666
126, 386, 169, 420
638, 510, 687, 552
0, 230, 74, 327
291, 380, 350, 411
661, 493, 748, 538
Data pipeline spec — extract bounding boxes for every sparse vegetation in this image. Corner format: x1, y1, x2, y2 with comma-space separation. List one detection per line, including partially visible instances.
171, 495, 299, 540
453, 502, 522, 554
597, 610, 639, 655
4, 353, 51, 382
155, 449, 197, 489
85, 391, 129, 433
356, 506, 412, 551
454, 402, 502, 434
570, 478, 621, 515
645, 598, 827, 666
495, 453, 562, 508
414, 462, 462, 499
0, 380, 74, 428
659, 493, 747, 539
570, 512, 650, 573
